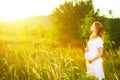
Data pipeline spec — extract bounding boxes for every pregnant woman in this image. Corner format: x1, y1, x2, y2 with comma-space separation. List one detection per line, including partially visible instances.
85, 21, 105, 80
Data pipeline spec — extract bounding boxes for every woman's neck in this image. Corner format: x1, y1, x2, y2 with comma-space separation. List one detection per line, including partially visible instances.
90, 32, 99, 40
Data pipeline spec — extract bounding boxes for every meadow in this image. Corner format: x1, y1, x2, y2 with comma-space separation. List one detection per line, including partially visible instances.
0, 16, 120, 80
0, 36, 120, 80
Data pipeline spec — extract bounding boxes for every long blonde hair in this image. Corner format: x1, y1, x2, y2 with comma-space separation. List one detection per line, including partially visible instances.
90, 21, 103, 39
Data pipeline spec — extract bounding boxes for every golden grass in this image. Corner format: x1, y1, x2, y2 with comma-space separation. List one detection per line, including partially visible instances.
0, 39, 120, 80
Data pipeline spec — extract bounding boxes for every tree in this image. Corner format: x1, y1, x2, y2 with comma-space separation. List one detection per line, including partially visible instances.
51, 0, 96, 47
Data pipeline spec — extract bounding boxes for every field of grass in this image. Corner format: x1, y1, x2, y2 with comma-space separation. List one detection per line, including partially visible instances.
0, 38, 120, 80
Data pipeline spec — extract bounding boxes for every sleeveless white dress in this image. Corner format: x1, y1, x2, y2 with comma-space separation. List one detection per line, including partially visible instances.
85, 37, 105, 79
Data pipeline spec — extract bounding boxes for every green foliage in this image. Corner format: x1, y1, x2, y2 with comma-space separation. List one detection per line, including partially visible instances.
78, 11, 95, 41
104, 18, 120, 50
78, 9, 104, 47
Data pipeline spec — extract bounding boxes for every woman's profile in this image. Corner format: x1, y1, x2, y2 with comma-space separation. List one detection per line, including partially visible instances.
85, 21, 105, 80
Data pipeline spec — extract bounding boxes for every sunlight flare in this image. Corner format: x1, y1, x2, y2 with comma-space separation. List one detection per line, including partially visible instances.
0, 0, 64, 22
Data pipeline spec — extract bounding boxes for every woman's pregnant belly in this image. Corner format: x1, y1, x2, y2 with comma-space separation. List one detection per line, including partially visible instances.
85, 50, 98, 60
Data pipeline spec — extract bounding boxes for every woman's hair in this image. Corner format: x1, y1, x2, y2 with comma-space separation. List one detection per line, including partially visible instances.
90, 21, 103, 39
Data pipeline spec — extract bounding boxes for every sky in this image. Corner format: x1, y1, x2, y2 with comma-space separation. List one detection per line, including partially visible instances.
93, 0, 120, 18
0, 0, 120, 21
0, 0, 65, 21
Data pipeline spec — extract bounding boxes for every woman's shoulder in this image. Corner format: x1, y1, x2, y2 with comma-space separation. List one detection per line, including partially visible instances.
96, 37, 104, 43
97, 37, 103, 40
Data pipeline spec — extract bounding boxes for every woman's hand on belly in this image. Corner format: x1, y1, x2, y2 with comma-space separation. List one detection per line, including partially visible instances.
88, 59, 94, 63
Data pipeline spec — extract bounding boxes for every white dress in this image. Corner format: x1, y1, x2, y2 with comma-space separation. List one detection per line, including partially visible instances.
85, 37, 105, 79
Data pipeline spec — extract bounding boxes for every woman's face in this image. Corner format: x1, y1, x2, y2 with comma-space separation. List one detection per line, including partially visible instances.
90, 24, 95, 32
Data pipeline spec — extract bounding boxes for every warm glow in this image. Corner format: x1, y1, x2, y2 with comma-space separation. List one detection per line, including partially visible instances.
0, 0, 64, 22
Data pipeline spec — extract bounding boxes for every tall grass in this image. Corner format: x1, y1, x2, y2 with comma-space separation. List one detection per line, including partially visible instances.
0, 39, 120, 80
103, 50, 120, 80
